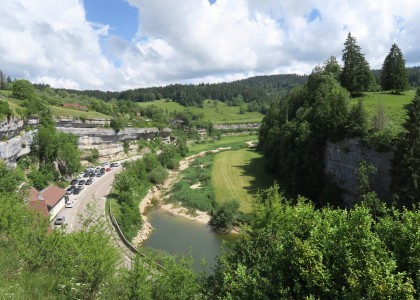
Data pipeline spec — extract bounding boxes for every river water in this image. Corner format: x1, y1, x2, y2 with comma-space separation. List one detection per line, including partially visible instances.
141, 207, 237, 273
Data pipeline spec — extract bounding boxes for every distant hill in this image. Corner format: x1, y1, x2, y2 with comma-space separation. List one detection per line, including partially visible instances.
49, 74, 309, 111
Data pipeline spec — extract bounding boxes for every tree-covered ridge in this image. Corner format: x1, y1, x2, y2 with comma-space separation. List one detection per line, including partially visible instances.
47, 73, 308, 110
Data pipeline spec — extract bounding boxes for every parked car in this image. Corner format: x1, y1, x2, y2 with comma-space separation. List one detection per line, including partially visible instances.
89, 173, 96, 178
100, 168, 106, 173
65, 201, 74, 208
78, 180, 86, 185
106, 167, 111, 172
70, 179, 78, 185
54, 215, 65, 225
85, 178, 93, 185
113, 162, 120, 167
96, 172, 103, 177
73, 187, 81, 194
83, 173, 90, 178
65, 186, 75, 195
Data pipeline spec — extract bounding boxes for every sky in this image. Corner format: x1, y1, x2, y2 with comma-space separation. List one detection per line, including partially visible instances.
0, 0, 419, 91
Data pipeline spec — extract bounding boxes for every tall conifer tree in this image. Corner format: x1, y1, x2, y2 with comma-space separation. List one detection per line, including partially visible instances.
381, 43, 408, 94
392, 88, 420, 207
341, 33, 372, 95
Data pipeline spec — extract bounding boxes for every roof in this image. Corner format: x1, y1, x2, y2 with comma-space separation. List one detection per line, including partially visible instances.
28, 187, 49, 217
41, 185, 66, 209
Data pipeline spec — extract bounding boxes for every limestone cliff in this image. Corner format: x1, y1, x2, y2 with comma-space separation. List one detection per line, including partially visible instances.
324, 138, 393, 206
0, 130, 36, 167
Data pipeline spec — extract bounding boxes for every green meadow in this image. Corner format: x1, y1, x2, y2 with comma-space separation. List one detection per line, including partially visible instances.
137, 99, 264, 124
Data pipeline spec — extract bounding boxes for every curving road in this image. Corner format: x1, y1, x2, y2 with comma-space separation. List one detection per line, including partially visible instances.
53, 166, 122, 232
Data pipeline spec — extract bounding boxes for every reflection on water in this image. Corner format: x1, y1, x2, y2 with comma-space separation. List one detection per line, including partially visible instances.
141, 207, 237, 273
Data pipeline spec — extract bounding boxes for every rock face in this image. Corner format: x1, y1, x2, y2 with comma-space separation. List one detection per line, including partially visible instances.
0, 117, 26, 140
0, 130, 36, 167
55, 117, 110, 128
56, 127, 171, 162
324, 138, 393, 206
0, 117, 172, 165
213, 123, 260, 131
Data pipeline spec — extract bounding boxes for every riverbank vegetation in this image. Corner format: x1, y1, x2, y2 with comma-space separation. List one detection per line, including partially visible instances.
110, 136, 187, 241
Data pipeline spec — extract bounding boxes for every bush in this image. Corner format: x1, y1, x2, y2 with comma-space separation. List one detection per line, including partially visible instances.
148, 165, 168, 184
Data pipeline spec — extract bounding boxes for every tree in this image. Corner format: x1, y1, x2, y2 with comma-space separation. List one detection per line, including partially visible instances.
381, 43, 409, 94
209, 199, 240, 232
341, 33, 372, 95
323, 56, 341, 81
12, 79, 34, 100
392, 88, 420, 207
0, 70, 5, 90
207, 185, 417, 299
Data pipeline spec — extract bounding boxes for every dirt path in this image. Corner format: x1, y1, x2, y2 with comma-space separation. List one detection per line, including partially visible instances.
132, 147, 231, 247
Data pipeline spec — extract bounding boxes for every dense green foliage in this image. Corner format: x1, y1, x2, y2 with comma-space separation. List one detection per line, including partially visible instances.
206, 185, 419, 299
170, 154, 216, 212
259, 64, 353, 202
12, 79, 35, 100
341, 33, 375, 95
209, 199, 240, 232
392, 88, 420, 207
0, 100, 12, 120
381, 43, 409, 94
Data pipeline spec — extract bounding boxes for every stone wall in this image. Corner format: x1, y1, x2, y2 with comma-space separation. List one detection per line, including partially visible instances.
324, 138, 393, 206
214, 123, 260, 131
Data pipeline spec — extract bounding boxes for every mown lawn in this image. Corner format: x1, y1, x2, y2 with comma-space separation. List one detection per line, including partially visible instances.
187, 134, 258, 155
354, 90, 415, 131
137, 99, 263, 124
212, 148, 276, 213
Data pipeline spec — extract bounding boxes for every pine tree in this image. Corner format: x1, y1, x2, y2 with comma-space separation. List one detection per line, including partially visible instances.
0, 70, 4, 90
392, 88, 420, 207
381, 43, 408, 94
341, 33, 372, 95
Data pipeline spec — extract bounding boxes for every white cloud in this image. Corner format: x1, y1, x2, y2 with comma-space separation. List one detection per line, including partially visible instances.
1, 0, 420, 90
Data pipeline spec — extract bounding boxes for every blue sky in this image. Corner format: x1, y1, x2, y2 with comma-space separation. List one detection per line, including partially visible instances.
0, 0, 419, 90
84, 0, 138, 41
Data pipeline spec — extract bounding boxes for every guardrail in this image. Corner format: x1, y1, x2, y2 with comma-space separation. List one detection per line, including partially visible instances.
108, 197, 165, 270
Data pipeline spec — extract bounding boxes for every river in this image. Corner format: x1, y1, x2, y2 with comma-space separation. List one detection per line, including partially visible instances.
141, 206, 237, 273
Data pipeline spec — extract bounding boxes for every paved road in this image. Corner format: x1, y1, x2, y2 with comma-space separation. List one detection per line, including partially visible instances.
52, 156, 143, 268
53, 166, 122, 232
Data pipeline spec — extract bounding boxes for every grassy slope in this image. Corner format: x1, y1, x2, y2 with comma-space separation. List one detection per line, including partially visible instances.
356, 90, 415, 130
212, 148, 275, 213
50, 106, 112, 119
137, 99, 263, 124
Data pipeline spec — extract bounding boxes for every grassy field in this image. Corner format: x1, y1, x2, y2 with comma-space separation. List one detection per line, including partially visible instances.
137, 99, 263, 124
355, 90, 415, 130
50, 106, 112, 119
187, 134, 258, 155
212, 148, 276, 213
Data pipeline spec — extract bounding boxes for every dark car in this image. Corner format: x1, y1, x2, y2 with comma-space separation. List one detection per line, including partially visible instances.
83, 173, 90, 178
65, 186, 75, 195
110, 163, 115, 168
73, 187, 81, 194
70, 179, 78, 185
90, 173, 96, 178
85, 178, 93, 185
96, 172, 103, 177
100, 168, 106, 174
78, 180, 86, 185
54, 215, 65, 225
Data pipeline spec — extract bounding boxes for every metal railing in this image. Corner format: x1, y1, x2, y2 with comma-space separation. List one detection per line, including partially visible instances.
108, 197, 165, 270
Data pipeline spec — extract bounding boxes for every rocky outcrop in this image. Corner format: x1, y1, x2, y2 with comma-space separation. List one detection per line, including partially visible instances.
55, 117, 110, 128
214, 123, 260, 131
0, 130, 36, 166
0, 117, 25, 140
324, 138, 393, 206
56, 127, 172, 162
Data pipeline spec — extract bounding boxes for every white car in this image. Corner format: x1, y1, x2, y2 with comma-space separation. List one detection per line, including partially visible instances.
113, 162, 120, 167
65, 201, 74, 208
